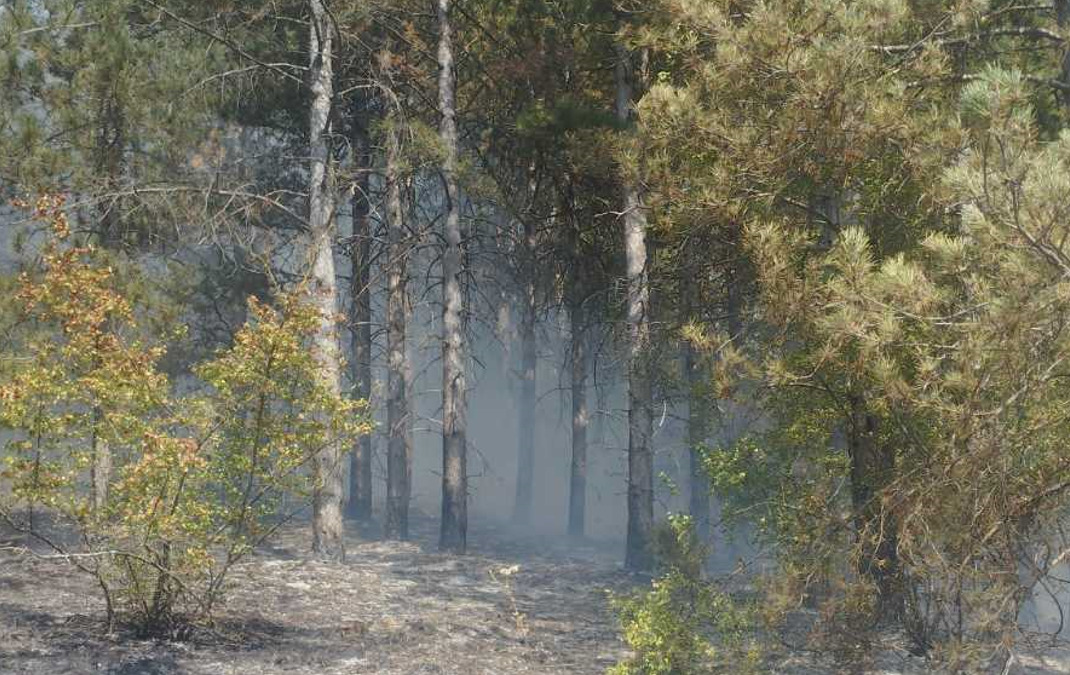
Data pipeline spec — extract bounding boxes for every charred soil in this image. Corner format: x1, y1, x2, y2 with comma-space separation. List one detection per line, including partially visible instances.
0, 515, 635, 674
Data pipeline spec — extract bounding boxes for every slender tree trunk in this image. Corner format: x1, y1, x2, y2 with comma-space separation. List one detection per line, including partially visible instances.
308, 0, 345, 561
568, 296, 589, 537
399, 270, 416, 527
712, 263, 744, 565
1058, 1, 1070, 109
495, 210, 516, 368
384, 119, 412, 540
347, 92, 374, 522
90, 71, 124, 513
497, 294, 515, 377
437, 0, 467, 554
616, 42, 654, 573
684, 325, 711, 546
406, 333, 415, 513
512, 217, 537, 525
494, 214, 517, 430
95, 65, 125, 249
566, 189, 589, 537
90, 409, 111, 514
591, 328, 608, 449
847, 393, 900, 617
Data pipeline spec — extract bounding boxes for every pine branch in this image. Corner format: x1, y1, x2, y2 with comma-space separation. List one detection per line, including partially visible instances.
136, 0, 307, 86
873, 26, 1065, 55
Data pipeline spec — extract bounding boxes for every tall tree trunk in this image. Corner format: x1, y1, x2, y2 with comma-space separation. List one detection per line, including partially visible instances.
90, 69, 125, 513
494, 211, 516, 379
95, 66, 125, 249
512, 217, 537, 525
1058, 1, 1070, 109
566, 189, 589, 537
847, 393, 900, 617
568, 295, 589, 537
616, 42, 654, 572
406, 333, 415, 515
384, 119, 412, 540
591, 328, 608, 449
684, 317, 711, 546
347, 92, 374, 522
437, 0, 467, 554
308, 0, 345, 561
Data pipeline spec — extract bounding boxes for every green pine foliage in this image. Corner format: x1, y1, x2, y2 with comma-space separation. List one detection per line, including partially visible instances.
619, 0, 1070, 670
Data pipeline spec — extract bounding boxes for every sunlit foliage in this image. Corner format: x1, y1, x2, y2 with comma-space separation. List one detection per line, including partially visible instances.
0, 198, 370, 637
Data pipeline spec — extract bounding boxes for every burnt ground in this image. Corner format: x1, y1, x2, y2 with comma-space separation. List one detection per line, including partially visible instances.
0, 515, 636, 675
6, 516, 1070, 675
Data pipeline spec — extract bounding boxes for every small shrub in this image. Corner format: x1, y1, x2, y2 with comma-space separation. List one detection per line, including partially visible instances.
0, 197, 369, 637
611, 515, 761, 675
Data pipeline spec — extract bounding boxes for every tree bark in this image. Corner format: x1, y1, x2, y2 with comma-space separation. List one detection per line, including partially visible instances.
90, 409, 111, 514
591, 329, 608, 449
90, 65, 125, 513
847, 393, 900, 617
512, 217, 537, 525
616, 42, 654, 573
308, 0, 345, 562
566, 188, 589, 537
1058, 1, 1070, 109
347, 91, 375, 522
568, 296, 589, 537
684, 328, 711, 546
95, 62, 125, 249
437, 0, 468, 554
384, 118, 412, 541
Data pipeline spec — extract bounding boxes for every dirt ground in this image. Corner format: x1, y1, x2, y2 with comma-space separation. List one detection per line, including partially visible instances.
0, 515, 637, 674
6, 515, 1070, 675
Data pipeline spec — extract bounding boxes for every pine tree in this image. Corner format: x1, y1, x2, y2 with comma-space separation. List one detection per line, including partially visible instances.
615, 32, 655, 573
347, 88, 376, 523
307, 0, 345, 561
436, 0, 468, 554
383, 111, 412, 540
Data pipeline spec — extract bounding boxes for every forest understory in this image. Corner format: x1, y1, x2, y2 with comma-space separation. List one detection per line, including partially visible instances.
2, 514, 1069, 675
0, 515, 638, 675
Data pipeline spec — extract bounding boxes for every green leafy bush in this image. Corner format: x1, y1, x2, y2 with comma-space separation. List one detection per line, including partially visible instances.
611, 515, 760, 675
0, 197, 369, 637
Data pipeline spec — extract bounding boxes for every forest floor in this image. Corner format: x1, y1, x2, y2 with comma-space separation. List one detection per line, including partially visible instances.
0, 514, 636, 674
4, 514, 1070, 674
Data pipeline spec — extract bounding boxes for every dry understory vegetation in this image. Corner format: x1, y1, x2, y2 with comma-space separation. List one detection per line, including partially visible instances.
7, 515, 1070, 674
0, 516, 636, 675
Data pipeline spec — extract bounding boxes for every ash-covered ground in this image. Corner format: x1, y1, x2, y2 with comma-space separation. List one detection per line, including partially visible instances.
0, 516, 636, 674
5, 516, 1070, 675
